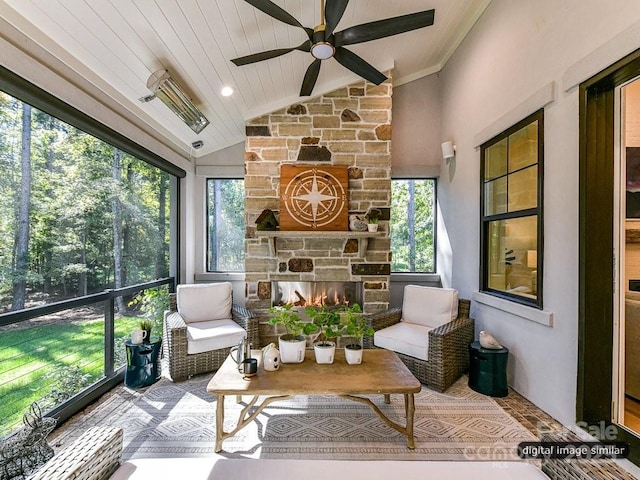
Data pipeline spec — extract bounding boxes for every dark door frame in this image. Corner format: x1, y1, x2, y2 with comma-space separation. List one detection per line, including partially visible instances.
579, 48, 640, 464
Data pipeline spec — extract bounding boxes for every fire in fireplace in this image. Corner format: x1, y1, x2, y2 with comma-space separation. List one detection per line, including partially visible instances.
272, 281, 362, 307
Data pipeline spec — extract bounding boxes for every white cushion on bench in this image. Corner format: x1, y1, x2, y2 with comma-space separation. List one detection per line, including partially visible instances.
111, 457, 550, 480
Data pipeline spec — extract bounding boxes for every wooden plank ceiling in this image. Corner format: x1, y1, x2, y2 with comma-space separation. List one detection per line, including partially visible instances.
0, 0, 491, 158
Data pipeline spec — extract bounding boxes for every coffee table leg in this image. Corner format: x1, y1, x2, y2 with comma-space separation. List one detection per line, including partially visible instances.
405, 393, 415, 449
215, 394, 225, 453
384, 394, 391, 404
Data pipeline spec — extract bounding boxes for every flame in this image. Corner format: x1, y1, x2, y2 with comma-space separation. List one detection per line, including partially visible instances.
277, 282, 353, 307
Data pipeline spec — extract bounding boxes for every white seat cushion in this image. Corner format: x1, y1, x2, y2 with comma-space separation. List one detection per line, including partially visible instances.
402, 285, 458, 329
373, 322, 430, 361
177, 282, 232, 324
186, 319, 246, 355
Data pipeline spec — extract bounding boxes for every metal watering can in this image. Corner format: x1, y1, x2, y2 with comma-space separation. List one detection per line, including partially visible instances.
230, 337, 252, 364
230, 338, 256, 376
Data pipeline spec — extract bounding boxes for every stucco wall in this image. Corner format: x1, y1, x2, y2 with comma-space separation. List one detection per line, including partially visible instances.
439, 0, 640, 426
391, 74, 442, 178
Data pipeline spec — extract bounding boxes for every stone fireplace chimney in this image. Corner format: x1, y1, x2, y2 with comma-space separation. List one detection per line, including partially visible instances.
244, 76, 393, 345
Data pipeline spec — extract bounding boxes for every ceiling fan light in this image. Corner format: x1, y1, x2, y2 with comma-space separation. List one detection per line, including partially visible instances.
147, 69, 210, 134
311, 42, 335, 60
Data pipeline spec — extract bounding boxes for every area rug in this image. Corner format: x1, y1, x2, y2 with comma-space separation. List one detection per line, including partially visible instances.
54, 374, 536, 461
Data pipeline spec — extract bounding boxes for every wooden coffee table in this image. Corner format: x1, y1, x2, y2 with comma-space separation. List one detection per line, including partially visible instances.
206, 348, 421, 452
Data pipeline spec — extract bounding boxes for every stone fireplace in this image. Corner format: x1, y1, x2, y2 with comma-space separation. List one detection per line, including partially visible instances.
243, 74, 393, 346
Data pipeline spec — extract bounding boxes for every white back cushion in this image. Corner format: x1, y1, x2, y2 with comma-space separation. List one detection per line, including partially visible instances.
401, 285, 458, 329
177, 282, 232, 324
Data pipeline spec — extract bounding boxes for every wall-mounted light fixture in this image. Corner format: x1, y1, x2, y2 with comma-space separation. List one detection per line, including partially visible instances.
441, 141, 456, 161
145, 70, 210, 134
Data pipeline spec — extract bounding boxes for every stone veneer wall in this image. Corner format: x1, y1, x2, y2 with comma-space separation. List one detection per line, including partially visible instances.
244, 76, 393, 346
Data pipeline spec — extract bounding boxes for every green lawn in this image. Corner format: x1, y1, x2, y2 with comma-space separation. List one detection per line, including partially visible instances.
0, 315, 142, 437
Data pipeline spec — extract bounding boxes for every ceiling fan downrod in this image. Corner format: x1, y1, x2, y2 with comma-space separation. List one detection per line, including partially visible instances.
311, 0, 334, 60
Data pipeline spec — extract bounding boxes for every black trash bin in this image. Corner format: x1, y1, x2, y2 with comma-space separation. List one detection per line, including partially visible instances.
125, 338, 162, 388
468, 341, 508, 397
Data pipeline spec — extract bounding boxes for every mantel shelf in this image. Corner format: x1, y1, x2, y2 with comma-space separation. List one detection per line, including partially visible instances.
255, 230, 384, 256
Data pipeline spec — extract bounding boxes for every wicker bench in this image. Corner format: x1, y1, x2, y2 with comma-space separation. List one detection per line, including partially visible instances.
30, 427, 123, 480
35, 428, 637, 480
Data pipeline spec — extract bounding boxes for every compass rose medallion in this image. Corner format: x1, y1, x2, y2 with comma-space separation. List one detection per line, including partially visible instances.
280, 165, 348, 231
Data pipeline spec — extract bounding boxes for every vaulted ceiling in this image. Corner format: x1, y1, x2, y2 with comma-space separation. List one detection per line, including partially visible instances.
0, 0, 491, 159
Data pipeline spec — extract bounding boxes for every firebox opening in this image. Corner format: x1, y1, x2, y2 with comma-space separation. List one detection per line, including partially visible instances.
272, 281, 362, 308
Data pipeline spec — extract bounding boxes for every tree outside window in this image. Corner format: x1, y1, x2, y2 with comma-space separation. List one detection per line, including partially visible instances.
0, 91, 172, 313
391, 179, 436, 273
207, 179, 245, 271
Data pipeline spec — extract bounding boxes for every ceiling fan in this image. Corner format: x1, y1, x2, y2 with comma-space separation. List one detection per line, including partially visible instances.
231, 0, 435, 96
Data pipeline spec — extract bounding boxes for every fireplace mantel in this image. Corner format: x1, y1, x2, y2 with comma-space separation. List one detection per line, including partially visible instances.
256, 230, 383, 257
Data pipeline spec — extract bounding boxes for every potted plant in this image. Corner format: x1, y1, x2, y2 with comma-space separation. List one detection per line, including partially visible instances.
340, 303, 374, 365
268, 304, 316, 363
139, 319, 154, 344
305, 305, 341, 364
366, 208, 381, 232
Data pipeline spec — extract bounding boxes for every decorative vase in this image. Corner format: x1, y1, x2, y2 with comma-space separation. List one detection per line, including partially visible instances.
262, 343, 280, 371
313, 341, 336, 364
345, 343, 363, 365
278, 334, 306, 363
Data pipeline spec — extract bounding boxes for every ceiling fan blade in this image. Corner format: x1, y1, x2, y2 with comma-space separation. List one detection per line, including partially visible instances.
300, 59, 322, 96
333, 47, 387, 85
334, 9, 435, 47
231, 41, 311, 66
244, 0, 313, 37
325, 0, 349, 37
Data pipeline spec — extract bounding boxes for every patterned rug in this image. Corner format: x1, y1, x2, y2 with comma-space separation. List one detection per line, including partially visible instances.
55, 374, 536, 461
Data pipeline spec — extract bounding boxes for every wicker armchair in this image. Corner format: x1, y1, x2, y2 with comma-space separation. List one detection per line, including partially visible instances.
163, 283, 259, 382
369, 286, 473, 393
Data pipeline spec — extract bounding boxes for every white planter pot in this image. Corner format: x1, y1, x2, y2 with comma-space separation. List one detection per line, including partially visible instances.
367, 223, 379, 233
345, 344, 363, 365
313, 341, 336, 364
278, 334, 306, 363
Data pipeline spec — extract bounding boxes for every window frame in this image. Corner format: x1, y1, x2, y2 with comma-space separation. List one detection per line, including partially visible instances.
390, 177, 437, 274
0, 65, 180, 434
205, 177, 245, 273
479, 109, 544, 308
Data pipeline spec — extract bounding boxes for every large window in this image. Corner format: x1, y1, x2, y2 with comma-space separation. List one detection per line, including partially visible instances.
391, 179, 436, 273
0, 65, 180, 437
206, 179, 245, 271
480, 109, 543, 306
0, 93, 173, 313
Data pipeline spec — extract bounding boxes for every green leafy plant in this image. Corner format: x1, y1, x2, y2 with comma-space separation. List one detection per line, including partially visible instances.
139, 319, 154, 340
340, 303, 374, 339
305, 305, 341, 344
268, 304, 317, 338
366, 208, 381, 224
129, 286, 169, 328
43, 365, 92, 407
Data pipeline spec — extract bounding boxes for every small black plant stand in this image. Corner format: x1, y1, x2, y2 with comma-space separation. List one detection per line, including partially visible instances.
125, 337, 162, 388
468, 341, 509, 397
